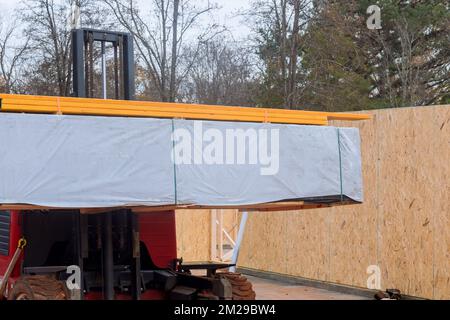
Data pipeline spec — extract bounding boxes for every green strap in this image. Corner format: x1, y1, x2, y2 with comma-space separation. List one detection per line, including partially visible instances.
171, 119, 178, 204
337, 128, 344, 202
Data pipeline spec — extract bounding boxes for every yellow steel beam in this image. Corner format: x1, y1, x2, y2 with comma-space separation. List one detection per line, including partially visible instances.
0, 93, 370, 125
2, 98, 328, 121
0, 99, 329, 124
0, 94, 329, 122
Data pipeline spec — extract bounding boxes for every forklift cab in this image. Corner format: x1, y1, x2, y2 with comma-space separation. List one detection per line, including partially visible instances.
18, 209, 177, 300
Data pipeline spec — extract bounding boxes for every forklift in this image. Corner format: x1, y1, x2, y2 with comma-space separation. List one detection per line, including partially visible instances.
0, 29, 255, 300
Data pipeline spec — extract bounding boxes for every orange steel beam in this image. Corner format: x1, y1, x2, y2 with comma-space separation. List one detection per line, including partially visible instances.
0, 93, 370, 125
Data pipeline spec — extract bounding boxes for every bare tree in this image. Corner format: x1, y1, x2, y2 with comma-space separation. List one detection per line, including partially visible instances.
21, 0, 105, 96
250, 0, 313, 109
0, 18, 29, 93
102, 0, 224, 102
181, 38, 257, 106
287, 0, 301, 108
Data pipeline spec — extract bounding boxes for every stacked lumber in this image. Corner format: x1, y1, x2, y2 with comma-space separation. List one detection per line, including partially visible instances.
0, 113, 363, 210
0, 94, 369, 211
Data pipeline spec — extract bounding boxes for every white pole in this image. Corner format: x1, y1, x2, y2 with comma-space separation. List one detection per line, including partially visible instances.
229, 211, 248, 272
101, 41, 107, 99
219, 209, 224, 260
68, 2, 81, 30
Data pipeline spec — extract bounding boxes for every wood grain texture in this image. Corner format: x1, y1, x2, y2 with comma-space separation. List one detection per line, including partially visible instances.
431, 106, 450, 299
377, 108, 434, 298
238, 211, 288, 274
175, 209, 211, 262
285, 210, 330, 281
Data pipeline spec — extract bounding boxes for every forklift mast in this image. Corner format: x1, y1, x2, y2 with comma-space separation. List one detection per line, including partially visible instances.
71, 28, 135, 100
71, 29, 142, 300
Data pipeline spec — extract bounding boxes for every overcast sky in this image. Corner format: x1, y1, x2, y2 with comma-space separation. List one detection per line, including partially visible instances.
0, 0, 252, 40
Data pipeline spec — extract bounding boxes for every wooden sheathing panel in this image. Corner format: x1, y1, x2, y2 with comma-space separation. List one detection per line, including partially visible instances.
328, 204, 378, 289
427, 107, 450, 299
430, 106, 450, 299
327, 116, 378, 289
377, 108, 435, 298
175, 209, 211, 262
239, 211, 288, 274
285, 210, 330, 281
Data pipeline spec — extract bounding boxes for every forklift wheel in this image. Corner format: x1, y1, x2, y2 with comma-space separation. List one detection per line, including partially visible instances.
8, 275, 69, 300
217, 272, 256, 300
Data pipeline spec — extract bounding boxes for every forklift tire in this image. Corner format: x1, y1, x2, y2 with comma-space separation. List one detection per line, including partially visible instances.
8, 275, 69, 300
217, 272, 256, 300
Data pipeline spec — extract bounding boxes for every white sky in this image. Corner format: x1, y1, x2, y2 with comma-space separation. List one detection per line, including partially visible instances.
0, 0, 252, 40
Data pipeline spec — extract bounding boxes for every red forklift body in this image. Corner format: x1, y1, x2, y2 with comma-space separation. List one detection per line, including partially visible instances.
0, 210, 179, 299
0, 211, 21, 279
139, 211, 177, 269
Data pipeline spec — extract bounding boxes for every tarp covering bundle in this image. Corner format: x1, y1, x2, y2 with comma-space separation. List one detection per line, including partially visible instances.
0, 113, 363, 208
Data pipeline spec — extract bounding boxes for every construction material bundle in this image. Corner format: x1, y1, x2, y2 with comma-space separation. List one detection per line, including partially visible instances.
0, 112, 363, 208
0, 94, 370, 126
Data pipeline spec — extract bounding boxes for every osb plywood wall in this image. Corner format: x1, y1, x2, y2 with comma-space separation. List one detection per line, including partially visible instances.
175, 209, 239, 262
238, 105, 449, 299
175, 209, 211, 262
175, 105, 449, 299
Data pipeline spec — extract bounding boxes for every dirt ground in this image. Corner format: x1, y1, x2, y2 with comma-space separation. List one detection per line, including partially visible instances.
246, 275, 369, 300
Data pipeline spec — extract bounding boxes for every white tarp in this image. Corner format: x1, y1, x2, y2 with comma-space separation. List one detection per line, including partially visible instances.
0, 113, 363, 208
